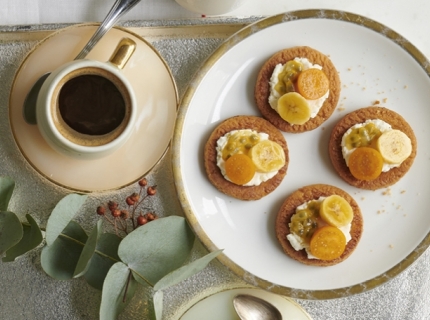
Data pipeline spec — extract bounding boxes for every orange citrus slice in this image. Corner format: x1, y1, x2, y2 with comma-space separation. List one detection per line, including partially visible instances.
224, 154, 255, 185
348, 147, 383, 181
296, 68, 329, 100
309, 225, 346, 260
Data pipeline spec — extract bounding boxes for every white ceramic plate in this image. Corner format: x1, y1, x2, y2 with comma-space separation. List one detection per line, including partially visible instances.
9, 24, 178, 192
173, 10, 430, 298
177, 287, 312, 320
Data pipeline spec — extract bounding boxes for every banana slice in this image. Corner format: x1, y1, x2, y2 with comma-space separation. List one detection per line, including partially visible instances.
376, 129, 412, 164
277, 92, 311, 125
320, 195, 353, 228
250, 140, 285, 173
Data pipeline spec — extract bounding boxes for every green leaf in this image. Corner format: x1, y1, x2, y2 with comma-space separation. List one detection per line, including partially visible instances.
45, 194, 88, 246
73, 219, 103, 278
153, 290, 163, 320
154, 249, 222, 291
2, 214, 43, 262
100, 262, 137, 320
119, 216, 195, 286
84, 233, 122, 290
0, 177, 15, 211
0, 211, 23, 255
41, 221, 88, 280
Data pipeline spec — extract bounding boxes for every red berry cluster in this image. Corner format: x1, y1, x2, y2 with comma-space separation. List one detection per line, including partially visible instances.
96, 178, 158, 236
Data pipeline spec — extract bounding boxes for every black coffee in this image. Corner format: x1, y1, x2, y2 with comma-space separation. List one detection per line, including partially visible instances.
58, 74, 126, 135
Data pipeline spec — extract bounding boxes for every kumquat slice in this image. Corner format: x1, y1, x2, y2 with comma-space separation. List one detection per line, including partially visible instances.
224, 153, 255, 185
296, 68, 330, 100
348, 147, 383, 181
309, 225, 346, 260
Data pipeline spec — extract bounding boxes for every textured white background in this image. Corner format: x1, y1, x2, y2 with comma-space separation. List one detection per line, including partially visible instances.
1, 0, 429, 58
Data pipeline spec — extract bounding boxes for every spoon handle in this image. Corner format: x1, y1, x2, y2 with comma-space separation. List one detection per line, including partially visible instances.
74, 0, 142, 60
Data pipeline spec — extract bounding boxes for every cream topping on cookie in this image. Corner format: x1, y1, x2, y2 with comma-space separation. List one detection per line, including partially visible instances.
268, 57, 329, 119
216, 129, 278, 186
287, 197, 351, 259
341, 119, 402, 172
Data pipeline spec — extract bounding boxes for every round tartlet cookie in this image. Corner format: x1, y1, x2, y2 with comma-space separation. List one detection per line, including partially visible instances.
204, 115, 289, 201
329, 107, 417, 190
275, 184, 363, 267
255, 46, 341, 133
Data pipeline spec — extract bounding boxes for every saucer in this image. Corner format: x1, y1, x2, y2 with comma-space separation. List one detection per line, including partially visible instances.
176, 287, 312, 320
9, 24, 178, 192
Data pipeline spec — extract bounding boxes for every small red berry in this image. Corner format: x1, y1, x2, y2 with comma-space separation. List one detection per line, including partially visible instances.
137, 215, 148, 226
126, 197, 135, 206
138, 178, 148, 187
112, 209, 121, 218
108, 201, 118, 211
145, 212, 156, 221
96, 206, 106, 216
130, 192, 140, 202
147, 186, 157, 196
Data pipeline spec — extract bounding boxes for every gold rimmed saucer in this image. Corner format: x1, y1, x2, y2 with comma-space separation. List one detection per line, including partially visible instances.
175, 286, 312, 320
9, 24, 178, 192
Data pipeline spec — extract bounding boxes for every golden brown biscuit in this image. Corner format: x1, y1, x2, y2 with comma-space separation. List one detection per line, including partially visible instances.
204, 115, 289, 200
329, 107, 417, 190
255, 46, 341, 133
275, 184, 363, 266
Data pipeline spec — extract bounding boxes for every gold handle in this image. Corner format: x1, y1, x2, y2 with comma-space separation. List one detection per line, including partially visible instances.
108, 37, 136, 70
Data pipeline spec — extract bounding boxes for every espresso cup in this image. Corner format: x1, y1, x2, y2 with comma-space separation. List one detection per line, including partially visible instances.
36, 37, 137, 160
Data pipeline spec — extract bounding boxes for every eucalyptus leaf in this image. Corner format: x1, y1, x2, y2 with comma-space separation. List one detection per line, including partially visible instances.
0, 211, 23, 255
154, 249, 222, 291
153, 290, 163, 320
0, 177, 15, 211
84, 232, 122, 290
73, 219, 103, 278
100, 262, 137, 320
119, 216, 195, 286
45, 194, 88, 246
41, 221, 88, 280
2, 214, 43, 262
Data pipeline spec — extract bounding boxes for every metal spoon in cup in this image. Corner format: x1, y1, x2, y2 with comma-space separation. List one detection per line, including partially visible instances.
23, 0, 141, 124
233, 294, 283, 320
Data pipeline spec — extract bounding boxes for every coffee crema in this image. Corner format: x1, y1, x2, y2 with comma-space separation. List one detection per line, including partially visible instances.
52, 67, 132, 147
59, 74, 125, 135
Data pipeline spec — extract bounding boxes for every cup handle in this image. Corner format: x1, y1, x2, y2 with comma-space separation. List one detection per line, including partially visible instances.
108, 37, 136, 69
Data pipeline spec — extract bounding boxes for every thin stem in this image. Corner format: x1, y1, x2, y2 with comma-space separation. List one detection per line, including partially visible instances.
103, 215, 116, 227
123, 270, 133, 303
114, 219, 119, 237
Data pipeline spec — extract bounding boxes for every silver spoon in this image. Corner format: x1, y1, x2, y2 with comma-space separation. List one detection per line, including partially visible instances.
233, 294, 283, 320
23, 0, 142, 125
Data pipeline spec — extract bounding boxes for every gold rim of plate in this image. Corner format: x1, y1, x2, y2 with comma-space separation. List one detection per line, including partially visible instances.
172, 9, 430, 299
